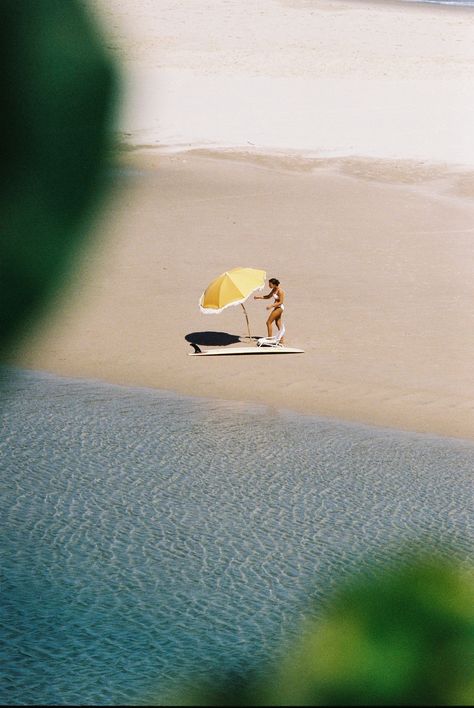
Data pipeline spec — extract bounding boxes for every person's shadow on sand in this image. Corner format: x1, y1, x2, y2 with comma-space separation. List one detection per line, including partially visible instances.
185, 331, 242, 347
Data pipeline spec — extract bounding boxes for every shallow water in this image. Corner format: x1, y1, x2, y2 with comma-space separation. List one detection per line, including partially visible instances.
402, 0, 474, 6
1, 368, 473, 705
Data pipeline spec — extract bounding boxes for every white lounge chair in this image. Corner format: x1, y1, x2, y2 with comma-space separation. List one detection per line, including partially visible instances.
257, 324, 285, 347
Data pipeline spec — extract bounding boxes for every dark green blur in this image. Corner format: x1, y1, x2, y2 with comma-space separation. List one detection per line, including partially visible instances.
0, 0, 116, 355
1, 6, 473, 708
170, 554, 474, 706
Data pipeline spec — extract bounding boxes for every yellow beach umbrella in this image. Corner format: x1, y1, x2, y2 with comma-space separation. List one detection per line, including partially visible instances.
199, 267, 266, 339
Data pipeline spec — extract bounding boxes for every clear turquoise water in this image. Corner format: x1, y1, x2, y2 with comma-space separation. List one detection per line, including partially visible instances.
1, 368, 473, 705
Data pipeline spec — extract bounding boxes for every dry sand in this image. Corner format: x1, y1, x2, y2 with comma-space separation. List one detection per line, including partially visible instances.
12, 0, 474, 439
16, 150, 474, 440
98, 0, 474, 164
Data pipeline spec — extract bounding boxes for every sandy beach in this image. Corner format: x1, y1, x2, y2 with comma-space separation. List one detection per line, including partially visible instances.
14, 0, 474, 440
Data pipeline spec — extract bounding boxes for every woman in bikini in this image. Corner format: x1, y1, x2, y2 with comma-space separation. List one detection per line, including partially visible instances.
254, 278, 285, 344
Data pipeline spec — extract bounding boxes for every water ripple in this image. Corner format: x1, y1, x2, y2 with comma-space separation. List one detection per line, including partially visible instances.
1, 368, 473, 705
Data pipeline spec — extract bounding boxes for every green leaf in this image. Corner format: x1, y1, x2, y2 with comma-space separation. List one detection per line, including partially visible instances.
0, 0, 117, 354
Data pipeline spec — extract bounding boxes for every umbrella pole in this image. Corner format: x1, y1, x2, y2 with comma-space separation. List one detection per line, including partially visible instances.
241, 303, 251, 340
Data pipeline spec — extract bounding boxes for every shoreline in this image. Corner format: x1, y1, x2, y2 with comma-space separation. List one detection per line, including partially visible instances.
5, 364, 474, 446
14, 151, 474, 442
349, 0, 474, 11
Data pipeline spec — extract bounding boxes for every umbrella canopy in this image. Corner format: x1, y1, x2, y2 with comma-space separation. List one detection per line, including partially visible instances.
199, 267, 266, 313
199, 267, 266, 339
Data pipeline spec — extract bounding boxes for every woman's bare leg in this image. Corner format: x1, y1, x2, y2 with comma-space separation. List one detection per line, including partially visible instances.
266, 316, 273, 338
267, 308, 283, 340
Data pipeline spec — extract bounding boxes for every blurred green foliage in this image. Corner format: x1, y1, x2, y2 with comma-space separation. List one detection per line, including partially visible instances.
0, 0, 116, 355
2, 7, 473, 708
171, 554, 474, 706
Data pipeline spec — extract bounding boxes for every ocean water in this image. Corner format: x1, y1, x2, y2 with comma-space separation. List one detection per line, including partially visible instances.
402, 0, 474, 6
1, 369, 473, 705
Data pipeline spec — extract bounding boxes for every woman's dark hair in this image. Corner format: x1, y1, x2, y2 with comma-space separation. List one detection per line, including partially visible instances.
269, 278, 280, 286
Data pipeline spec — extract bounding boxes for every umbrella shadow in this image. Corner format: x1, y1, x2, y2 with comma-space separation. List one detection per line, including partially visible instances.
185, 331, 242, 347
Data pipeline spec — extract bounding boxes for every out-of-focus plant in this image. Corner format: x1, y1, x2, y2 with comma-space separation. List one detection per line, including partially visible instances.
169, 553, 474, 706
0, 0, 116, 356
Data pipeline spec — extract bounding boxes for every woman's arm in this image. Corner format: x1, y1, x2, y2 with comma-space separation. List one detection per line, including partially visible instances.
254, 290, 274, 300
